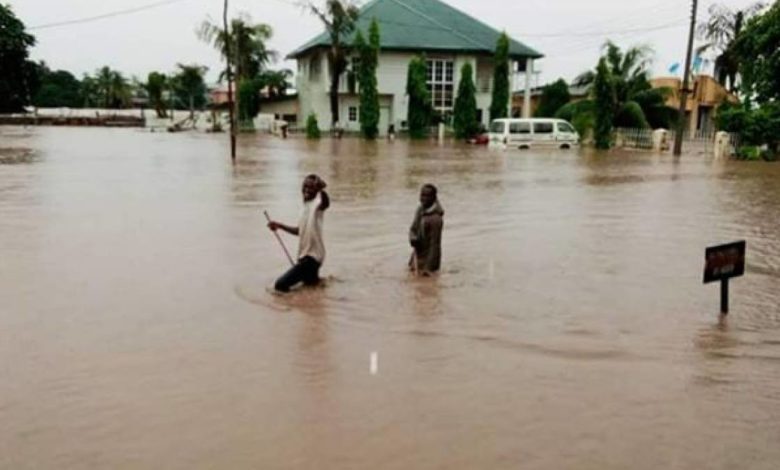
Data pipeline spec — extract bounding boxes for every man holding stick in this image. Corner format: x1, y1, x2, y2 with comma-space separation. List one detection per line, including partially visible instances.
267, 175, 330, 292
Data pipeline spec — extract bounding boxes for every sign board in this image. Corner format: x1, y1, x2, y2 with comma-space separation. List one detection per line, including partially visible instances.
703, 241, 746, 284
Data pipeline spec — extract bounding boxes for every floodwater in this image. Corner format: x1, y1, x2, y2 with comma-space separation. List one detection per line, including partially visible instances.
1, 127, 779, 470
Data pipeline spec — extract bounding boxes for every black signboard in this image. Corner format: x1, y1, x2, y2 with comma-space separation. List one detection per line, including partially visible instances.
703, 241, 746, 284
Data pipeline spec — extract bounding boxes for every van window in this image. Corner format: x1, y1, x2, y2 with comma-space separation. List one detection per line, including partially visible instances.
557, 122, 575, 133
534, 122, 554, 134
510, 122, 531, 134
490, 121, 506, 133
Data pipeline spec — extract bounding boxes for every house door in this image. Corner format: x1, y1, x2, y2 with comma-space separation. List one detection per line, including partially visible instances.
379, 106, 391, 136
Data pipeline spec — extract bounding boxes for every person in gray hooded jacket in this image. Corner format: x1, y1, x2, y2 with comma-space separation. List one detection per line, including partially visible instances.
409, 184, 444, 275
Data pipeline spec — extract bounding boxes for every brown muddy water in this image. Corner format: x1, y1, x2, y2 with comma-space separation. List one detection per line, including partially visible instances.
1, 126, 779, 469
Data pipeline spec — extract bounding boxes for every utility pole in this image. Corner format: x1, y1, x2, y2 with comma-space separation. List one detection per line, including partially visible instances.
223, 0, 237, 163
673, 0, 699, 156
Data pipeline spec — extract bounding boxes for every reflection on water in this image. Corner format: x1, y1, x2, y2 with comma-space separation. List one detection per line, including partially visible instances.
1, 127, 780, 469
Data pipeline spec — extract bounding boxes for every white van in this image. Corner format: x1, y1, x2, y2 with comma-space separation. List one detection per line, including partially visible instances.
488, 118, 580, 149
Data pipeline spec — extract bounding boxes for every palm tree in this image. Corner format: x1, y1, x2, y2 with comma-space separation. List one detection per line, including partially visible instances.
308, 0, 360, 127
199, 13, 276, 127
574, 42, 674, 129
173, 64, 208, 119
198, 13, 276, 83
696, 2, 765, 92
93, 66, 131, 109
259, 69, 293, 98
95, 66, 114, 108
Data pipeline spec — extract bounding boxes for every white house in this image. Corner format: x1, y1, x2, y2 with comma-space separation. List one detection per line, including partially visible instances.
288, 0, 543, 135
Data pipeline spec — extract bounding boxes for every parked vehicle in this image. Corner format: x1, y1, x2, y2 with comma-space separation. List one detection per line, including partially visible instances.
488, 118, 580, 150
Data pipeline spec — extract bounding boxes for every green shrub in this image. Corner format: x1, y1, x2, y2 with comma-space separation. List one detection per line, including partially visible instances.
615, 101, 650, 128
737, 146, 761, 161
306, 113, 321, 139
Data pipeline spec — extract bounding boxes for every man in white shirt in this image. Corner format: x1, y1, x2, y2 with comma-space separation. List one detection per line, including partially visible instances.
267, 174, 330, 293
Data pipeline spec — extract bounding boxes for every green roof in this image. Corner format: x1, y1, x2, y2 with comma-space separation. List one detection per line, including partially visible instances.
288, 0, 543, 60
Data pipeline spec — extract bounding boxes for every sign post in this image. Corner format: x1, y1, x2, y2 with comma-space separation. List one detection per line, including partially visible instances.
703, 241, 746, 314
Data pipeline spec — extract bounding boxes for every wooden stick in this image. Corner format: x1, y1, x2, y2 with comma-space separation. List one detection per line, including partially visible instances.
264, 210, 295, 267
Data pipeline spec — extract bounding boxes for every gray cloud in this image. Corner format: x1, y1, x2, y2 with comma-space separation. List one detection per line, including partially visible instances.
9, 0, 757, 85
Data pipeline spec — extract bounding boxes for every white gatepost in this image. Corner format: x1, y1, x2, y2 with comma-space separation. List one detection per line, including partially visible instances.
509, 60, 516, 118
523, 58, 534, 118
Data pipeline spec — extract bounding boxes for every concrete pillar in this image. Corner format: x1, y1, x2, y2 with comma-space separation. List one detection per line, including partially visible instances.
523, 58, 533, 118
509, 60, 516, 118
689, 104, 699, 136
714, 131, 731, 160
652, 129, 670, 152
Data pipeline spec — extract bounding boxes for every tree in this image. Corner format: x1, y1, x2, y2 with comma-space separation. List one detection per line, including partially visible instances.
199, 13, 276, 127
734, 1, 780, 104
593, 58, 616, 149
0, 5, 37, 112
356, 19, 380, 139
453, 63, 479, 139
308, 0, 360, 126
697, 2, 765, 93
237, 79, 261, 125
556, 100, 596, 137
489, 33, 510, 121
406, 55, 430, 139
574, 41, 675, 129
92, 66, 131, 109
145, 72, 168, 118
258, 69, 293, 98
172, 64, 208, 119
199, 14, 275, 82
33, 63, 83, 109
534, 79, 570, 117
80, 75, 100, 108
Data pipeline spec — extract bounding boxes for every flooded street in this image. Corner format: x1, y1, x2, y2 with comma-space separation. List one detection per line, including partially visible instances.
2, 126, 780, 469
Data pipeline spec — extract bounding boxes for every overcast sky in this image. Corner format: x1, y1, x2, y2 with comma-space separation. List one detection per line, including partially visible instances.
7, 0, 761, 87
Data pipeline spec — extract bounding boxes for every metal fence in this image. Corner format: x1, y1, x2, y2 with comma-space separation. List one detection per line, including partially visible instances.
615, 127, 740, 157
614, 128, 654, 150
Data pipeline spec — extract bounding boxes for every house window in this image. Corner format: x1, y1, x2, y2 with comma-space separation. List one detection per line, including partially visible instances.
349, 106, 358, 122
477, 58, 493, 93
426, 59, 454, 113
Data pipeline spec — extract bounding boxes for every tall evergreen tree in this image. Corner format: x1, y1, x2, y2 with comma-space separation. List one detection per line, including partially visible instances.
453, 63, 479, 139
356, 19, 380, 139
0, 5, 37, 112
593, 58, 616, 149
406, 56, 430, 139
489, 33, 510, 121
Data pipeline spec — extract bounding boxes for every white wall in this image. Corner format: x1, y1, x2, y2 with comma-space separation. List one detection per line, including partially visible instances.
296, 49, 503, 133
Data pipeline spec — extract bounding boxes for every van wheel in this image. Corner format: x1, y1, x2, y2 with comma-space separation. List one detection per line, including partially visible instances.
560, 144, 571, 150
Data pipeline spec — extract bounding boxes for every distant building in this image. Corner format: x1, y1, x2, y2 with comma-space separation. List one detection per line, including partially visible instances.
651, 75, 738, 133
288, 0, 542, 135
511, 84, 590, 118
209, 84, 231, 107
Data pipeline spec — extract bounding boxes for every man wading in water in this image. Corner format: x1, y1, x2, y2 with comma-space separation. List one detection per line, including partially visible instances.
267, 175, 330, 292
409, 184, 444, 275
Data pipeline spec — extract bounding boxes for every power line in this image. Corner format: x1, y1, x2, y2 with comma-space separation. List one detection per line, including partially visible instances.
519, 19, 687, 38
29, 0, 197, 31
